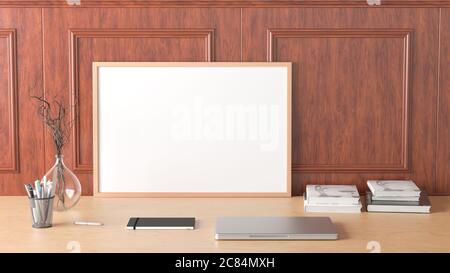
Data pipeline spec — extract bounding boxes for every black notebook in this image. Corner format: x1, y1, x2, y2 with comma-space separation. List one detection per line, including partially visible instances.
127, 217, 196, 230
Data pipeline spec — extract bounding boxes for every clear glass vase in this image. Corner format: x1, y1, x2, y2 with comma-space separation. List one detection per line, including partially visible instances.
45, 155, 82, 211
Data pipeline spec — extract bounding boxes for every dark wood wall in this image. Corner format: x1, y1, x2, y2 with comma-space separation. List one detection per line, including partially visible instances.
0, 1, 449, 196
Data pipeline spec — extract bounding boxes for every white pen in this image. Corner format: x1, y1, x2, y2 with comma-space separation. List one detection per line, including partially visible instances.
73, 221, 104, 226
46, 181, 53, 198
41, 176, 47, 198
34, 179, 40, 198
50, 180, 56, 197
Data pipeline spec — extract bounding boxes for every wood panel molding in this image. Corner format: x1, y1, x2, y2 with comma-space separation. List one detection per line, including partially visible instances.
436, 9, 450, 193
0, 0, 450, 7
69, 28, 215, 172
0, 29, 19, 173
268, 29, 412, 173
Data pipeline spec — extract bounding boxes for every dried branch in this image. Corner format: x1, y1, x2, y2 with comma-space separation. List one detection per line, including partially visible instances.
30, 93, 77, 157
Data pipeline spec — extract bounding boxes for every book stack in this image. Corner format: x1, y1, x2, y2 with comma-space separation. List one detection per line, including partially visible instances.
366, 180, 431, 213
304, 185, 362, 213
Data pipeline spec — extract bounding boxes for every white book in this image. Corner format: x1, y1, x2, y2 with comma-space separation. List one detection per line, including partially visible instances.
366, 205, 430, 213
306, 185, 360, 205
304, 203, 362, 213
304, 193, 362, 213
366, 193, 431, 214
304, 206, 362, 213
371, 195, 420, 202
367, 180, 421, 197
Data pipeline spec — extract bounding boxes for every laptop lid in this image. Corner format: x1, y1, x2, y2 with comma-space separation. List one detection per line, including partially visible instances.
215, 216, 338, 240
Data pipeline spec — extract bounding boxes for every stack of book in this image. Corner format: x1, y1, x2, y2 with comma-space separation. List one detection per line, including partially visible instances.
366, 180, 431, 213
304, 185, 362, 213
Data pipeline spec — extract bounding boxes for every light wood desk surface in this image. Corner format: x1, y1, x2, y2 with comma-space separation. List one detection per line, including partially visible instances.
1, 196, 450, 253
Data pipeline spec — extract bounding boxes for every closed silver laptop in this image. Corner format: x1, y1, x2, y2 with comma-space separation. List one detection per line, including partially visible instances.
215, 217, 338, 240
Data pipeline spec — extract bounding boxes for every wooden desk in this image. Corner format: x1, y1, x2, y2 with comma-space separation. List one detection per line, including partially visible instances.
1, 196, 449, 253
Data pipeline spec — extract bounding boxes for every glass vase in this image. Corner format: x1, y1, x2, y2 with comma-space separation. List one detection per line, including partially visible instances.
45, 155, 82, 211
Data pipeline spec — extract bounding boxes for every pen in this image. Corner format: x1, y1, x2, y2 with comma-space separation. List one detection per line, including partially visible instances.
42, 176, 47, 198
25, 183, 39, 223
24, 184, 35, 198
35, 179, 41, 198
41, 181, 46, 198
34, 179, 44, 221
46, 181, 53, 198
73, 221, 104, 226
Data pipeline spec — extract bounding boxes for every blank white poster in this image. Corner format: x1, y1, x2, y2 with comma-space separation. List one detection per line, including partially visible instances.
94, 63, 291, 196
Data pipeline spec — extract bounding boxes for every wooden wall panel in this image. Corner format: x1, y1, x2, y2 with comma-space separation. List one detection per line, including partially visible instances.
1, 0, 450, 8
268, 29, 411, 172
0, 8, 44, 195
43, 8, 240, 195
0, 29, 18, 172
243, 8, 440, 195
0, 5, 446, 196
436, 9, 450, 194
